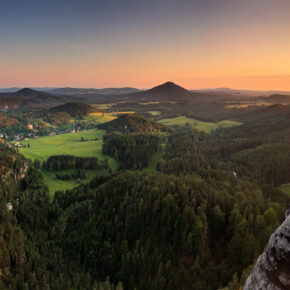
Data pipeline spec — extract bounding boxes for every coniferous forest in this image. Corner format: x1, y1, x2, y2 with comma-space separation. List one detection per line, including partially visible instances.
2, 1, 290, 288
1, 109, 290, 289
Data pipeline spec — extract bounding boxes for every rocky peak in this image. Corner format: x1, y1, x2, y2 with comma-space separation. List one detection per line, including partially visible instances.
244, 212, 290, 289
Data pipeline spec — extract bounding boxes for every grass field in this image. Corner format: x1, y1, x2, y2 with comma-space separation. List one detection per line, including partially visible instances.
19, 129, 118, 197
92, 103, 116, 110
158, 116, 241, 133
225, 100, 273, 109
41, 169, 107, 199
84, 112, 117, 122
19, 129, 113, 161
140, 101, 160, 105
84, 111, 135, 123
148, 111, 161, 116
41, 170, 77, 197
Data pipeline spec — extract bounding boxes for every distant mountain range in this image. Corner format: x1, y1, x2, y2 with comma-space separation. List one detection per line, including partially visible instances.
0, 87, 141, 95
45, 87, 141, 96
193, 87, 290, 97
1, 85, 290, 97
0, 88, 66, 109
2, 82, 290, 110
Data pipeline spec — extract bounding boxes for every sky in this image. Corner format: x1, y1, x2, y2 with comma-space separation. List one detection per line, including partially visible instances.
1, 0, 290, 90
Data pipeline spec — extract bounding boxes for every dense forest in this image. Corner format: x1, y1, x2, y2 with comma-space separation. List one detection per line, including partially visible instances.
49, 102, 93, 119
43, 155, 109, 171
103, 133, 160, 169
54, 170, 285, 289
1, 107, 290, 289
98, 114, 166, 133
0, 148, 120, 289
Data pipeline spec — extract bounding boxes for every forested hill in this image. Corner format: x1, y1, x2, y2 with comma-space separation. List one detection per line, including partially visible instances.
49, 102, 93, 118
98, 113, 166, 133
53, 166, 286, 289
0, 88, 65, 109
0, 147, 120, 289
3, 107, 290, 288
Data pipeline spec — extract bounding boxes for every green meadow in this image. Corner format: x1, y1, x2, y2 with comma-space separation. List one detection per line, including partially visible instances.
41, 169, 107, 199
20, 129, 109, 162
158, 116, 241, 133
19, 129, 118, 197
148, 111, 161, 116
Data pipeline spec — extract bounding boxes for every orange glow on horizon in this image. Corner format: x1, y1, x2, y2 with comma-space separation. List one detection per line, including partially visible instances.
1, 0, 290, 91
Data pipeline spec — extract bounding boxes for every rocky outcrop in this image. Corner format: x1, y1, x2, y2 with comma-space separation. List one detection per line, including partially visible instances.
0, 159, 28, 185
244, 214, 290, 290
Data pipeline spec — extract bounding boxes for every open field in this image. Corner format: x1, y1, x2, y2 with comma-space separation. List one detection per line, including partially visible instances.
19, 129, 118, 197
42, 169, 107, 199
148, 111, 161, 116
92, 103, 117, 110
85, 112, 117, 122
42, 170, 77, 198
225, 100, 273, 109
84, 111, 135, 122
158, 116, 241, 133
19, 129, 112, 161
140, 101, 160, 105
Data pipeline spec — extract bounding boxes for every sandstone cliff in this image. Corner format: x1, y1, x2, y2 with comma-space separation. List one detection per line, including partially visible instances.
244, 213, 290, 289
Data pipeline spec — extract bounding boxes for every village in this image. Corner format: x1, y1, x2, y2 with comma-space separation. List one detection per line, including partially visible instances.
0, 122, 84, 148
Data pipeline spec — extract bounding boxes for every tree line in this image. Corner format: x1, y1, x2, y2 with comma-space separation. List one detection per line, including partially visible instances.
42, 155, 109, 171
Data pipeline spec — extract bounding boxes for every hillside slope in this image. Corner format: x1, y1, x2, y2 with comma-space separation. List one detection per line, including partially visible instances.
0, 88, 66, 109
49, 102, 93, 118
123, 81, 194, 101
98, 113, 166, 133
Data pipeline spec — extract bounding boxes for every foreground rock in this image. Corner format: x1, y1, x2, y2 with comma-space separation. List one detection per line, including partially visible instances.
244, 214, 290, 289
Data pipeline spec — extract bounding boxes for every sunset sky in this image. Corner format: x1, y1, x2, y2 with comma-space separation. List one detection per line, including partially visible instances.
1, 0, 290, 90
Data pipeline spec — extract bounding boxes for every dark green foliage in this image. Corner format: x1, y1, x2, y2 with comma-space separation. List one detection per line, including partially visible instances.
3, 101, 290, 289
44, 155, 109, 171
45, 111, 71, 125
98, 113, 166, 133
158, 129, 208, 175
49, 102, 93, 119
0, 149, 119, 289
53, 170, 287, 289
232, 144, 290, 186
103, 133, 160, 169
56, 168, 87, 181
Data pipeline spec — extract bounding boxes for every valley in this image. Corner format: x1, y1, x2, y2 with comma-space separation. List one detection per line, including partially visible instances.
1, 81, 290, 289
2, 1, 290, 288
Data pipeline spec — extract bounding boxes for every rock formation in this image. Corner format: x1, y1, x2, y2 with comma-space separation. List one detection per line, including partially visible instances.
244, 212, 290, 289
